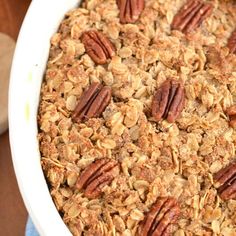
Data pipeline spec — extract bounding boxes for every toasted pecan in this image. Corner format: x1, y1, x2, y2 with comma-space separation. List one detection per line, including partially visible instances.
72, 82, 111, 123
81, 30, 115, 64
214, 162, 236, 200
171, 0, 213, 33
152, 79, 185, 123
76, 159, 120, 199
137, 197, 180, 236
117, 0, 144, 24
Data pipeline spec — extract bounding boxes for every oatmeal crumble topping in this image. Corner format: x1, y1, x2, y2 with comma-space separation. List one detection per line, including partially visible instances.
38, 0, 236, 235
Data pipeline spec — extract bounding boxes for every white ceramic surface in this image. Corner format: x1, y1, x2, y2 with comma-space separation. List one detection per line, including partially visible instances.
9, 1, 80, 235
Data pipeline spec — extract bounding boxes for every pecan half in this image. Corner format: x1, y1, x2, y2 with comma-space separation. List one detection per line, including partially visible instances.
76, 159, 120, 199
226, 105, 236, 128
227, 30, 236, 54
152, 79, 185, 123
171, 0, 213, 34
81, 30, 115, 64
214, 162, 236, 200
72, 82, 111, 123
117, 0, 144, 24
137, 197, 180, 236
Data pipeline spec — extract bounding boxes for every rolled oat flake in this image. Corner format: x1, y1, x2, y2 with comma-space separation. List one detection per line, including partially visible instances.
0, 33, 15, 134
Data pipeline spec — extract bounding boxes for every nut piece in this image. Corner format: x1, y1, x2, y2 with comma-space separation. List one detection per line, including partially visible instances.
227, 30, 236, 54
226, 105, 236, 128
214, 162, 236, 201
152, 79, 185, 123
137, 197, 180, 236
117, 0, 145, 24
81, 30, 115, 64
76, 159, 120, 199
72, 82, 111, 123
171, 0, 213, 33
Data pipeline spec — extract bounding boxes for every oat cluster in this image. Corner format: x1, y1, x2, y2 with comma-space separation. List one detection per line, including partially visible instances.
38, 0, 236, 235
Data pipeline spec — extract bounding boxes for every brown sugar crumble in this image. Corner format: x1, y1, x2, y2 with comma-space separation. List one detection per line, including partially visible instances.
38, 0, 236, 235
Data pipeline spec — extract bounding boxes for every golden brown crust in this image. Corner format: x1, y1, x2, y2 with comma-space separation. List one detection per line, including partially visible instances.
38, 0, 236, 235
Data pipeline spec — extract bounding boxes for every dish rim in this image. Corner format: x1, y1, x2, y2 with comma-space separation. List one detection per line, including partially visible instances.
8, 0, 80, 235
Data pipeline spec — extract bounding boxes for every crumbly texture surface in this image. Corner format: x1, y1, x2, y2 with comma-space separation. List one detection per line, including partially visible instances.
38, 0, 236, 235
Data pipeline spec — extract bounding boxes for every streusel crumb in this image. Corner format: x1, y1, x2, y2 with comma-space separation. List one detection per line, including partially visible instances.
38, 0, 236, 235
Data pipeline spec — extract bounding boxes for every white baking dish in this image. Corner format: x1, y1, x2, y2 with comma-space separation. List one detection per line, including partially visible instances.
9, 1, 80, 235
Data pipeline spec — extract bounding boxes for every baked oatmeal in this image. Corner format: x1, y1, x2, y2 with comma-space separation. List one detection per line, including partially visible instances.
38, 0, 236, 235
